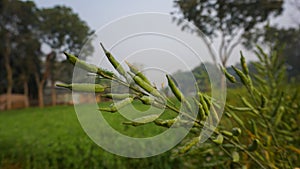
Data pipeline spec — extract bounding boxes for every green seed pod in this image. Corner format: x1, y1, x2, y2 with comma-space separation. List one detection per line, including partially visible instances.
281, 121, 292, 131
241, 97, 253, 108
152, 102, 166, 109
178, 136, 199, 154
154, 118, 177, 128
102, 93, 133, 100
252, 62, 265, 72
198, 92, 209, 116
271, 50, 279, 66
198, 104, 206, 121
276, 128, 294, 136
265, 135, 272, 147
241, 97, 258, 115
189, 128, 201, 135
123, 114, 160, 126
56, 83, 106, 93
221, 130, 233, 137
232, 151, 240, 163
210, 105, 220, 123
176, 119, 201, 128
182, 100, 193, 115
256, 45, 268, 61
64, 52, 115, 78
232, 66, 250, 86
134, 114, 160, 123
283, 136, 294, 142
253, 74, 267, 85
227, 111, 245, 128
260, 93, 267, 108
212, 134, 224, 145
240, 51, 249, 75
247, 139, 259, 152
140, 96, 155, 105
222, 144, 235, 148
254, 50, 264, 63
231, 127, 242, 137
98, 107, 116, 112
122, 121, 143, 127
219, 65, 236, 83
225, 112, 232, 118
126, 61, 151, 85
249, 119, 258, 136
193, 98, 206, 121
130, 73, 162, 98
99, 97, 134, 113
274, 106, 284, 126
166, 75, 185, 101
96, 68, 115, 79
100, 43, 127, 78
64, 52, 78, 65
227, 105, 252, 112
111, 97, 133, 110
203, 94, 212, 109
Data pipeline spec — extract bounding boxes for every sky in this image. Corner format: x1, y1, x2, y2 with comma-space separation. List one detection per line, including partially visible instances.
34, 0, 175, 29
34, 0, 299, 86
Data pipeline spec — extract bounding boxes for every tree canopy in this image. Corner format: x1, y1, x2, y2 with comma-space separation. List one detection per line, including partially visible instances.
173, 0, 284, 66
262, 27, 300, 80
0, 0, 93, 108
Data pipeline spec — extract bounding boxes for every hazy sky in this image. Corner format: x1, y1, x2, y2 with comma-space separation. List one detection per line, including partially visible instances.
34, 0, 174, 29
34, 0, 298, 86
34, 0, 298, 60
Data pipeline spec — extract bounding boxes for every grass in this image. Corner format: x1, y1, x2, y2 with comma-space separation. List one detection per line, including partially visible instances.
0, 103, 182, 169
1, 85, 298, 169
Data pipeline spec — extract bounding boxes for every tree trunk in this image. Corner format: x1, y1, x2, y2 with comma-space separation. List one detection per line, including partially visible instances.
34, 52, 54, 108
37, 83, 44, 108
23, 81, 29, 107
49, 51, 56, 106
35, 73, 45, 108
51, 79, 56, 106
4, 32, 12, 110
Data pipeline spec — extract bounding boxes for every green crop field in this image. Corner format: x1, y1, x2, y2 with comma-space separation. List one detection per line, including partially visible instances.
1, 85, 299, 169
0, 103, 182, 169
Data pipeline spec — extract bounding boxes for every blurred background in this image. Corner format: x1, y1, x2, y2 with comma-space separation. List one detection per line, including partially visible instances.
0, 0, 299, 168
1, 0, 299, 109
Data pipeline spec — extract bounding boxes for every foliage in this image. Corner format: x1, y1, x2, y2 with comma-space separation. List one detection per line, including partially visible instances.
38, 6, 93, 56
0, 0, 39, 108
0, 0, 93, 108
58, 44, 299, 168
192, 63, 211, 91
260, 26, 300, 80
172, 0, 284, 65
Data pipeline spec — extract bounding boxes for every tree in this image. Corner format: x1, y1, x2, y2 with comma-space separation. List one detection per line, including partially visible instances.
0, 0, 38, 109
192, 63, 214, 91
173, 0, 284, 66
261, 26, 300, 80
12, 28, 42, 102
36, 6, 93, 107
0, 1, 93, 108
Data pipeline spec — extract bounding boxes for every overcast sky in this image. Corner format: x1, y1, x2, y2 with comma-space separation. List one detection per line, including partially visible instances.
34, 0, 174, 29
34, 0, 299, 86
